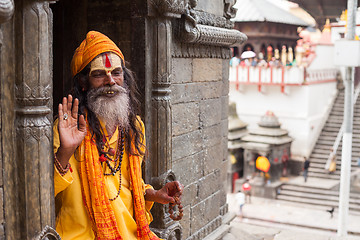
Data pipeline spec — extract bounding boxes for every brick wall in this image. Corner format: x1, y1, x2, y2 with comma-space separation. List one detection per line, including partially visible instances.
171, 58, 229, 239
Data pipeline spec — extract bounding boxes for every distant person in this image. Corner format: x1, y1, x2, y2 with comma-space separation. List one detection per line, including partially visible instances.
243, 58, 252, 67
328, 148, 337, 174
235, 190, 245, 217
251, 57, 258, 67
303, 157, 310, 182
242, 178, 252, 203
257, 53, 267, 67
230, 55, 240, 67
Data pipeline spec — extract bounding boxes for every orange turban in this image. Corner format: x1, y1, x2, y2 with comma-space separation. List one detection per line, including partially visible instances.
71, 31, 125, 77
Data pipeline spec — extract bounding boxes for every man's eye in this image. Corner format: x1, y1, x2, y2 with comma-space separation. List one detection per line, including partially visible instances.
92, 73, 106, 78
112, 71, 122, 76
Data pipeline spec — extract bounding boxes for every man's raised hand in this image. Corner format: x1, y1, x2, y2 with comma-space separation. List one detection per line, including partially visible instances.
56, 95, 87, 168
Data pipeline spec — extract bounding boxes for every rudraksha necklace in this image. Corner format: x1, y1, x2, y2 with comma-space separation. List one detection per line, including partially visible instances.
99, 129, 124, 201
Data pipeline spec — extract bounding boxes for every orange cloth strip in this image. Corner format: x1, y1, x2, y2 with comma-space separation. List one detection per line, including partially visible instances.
79, 128, 123, 240
129, 154, 161, 240
78, 122, 161, 240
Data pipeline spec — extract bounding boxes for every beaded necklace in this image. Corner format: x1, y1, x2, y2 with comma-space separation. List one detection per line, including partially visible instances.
99, 128, 124, 201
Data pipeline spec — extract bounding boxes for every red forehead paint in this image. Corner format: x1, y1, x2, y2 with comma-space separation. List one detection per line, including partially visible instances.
104, 53, 112, 68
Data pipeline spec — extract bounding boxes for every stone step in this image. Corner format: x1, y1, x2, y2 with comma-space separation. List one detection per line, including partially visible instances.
308, 167, 341, 175
328, 112, 344, 118
331, 106, 343, 110
326, 116, 360, 123
320, 143, 360, 150
308, 162, 328, 169
323, 123, 342, 129
309, 155, 360, 162
280, 185, 360, 199
316, 140, 360, 147
307, 172, 340, 180
334, 102, 345, 106
312, 149, 334, 155
319, 131, 338, 136
322, 127, 343, 132
274, 90, 360, 215
317, 136, 337, 141
325, 116, 343, 121
322, 124, 360, 130
310, 153, 332, 159
278, 189, 360, 205
276, 195, 360, 212
306, 162, 360, 169
327, 114, 344, 118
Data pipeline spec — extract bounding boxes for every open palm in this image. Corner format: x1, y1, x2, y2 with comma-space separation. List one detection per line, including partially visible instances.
58, 95, 87, 152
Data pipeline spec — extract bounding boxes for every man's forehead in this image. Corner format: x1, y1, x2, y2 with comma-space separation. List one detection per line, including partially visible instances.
90, 52, 122, 70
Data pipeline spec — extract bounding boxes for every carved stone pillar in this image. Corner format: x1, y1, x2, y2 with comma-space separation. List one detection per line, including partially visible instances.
149, 16, 182, 239
151, 19, 172, 179
11, 0, 58, 239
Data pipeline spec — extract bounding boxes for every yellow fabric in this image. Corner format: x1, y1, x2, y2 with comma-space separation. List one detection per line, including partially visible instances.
71, 31, 125, 77
53, 118, 155, 240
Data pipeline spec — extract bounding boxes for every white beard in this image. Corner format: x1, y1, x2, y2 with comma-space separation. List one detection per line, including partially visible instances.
87, 84, 130, 132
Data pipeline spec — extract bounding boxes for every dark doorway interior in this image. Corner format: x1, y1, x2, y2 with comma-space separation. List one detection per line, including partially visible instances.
50, 0, 147, 117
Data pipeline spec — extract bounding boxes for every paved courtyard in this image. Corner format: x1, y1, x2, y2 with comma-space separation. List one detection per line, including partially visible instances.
225, 194, 360, 240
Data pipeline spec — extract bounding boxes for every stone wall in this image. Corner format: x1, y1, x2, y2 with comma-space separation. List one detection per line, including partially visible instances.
171, 58, 230, 239
145, 1, 246, 238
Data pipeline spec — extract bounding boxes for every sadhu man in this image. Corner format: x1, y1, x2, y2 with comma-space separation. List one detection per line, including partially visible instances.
53, 31, 183, 239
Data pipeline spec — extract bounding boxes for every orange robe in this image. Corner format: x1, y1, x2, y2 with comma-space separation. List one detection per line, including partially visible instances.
54, 119, 155, 239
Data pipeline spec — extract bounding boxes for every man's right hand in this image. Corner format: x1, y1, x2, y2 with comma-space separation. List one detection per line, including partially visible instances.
56, 94, 87, 168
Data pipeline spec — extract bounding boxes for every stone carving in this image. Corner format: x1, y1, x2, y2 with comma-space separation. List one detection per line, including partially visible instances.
181, 22, 247, 46
195, 10, 234, 29
151, 0, 246, 48
15, 84, 51, 106
150, 0, 188, 16
151, 171, 182, 240
0, 0, 14, 23
172, 40, 232, 59
34, 225, 61, 240
152, 221, 182, 240
16, 115, 51, 141
219, 203, 228, 216
223, 0, 237, 19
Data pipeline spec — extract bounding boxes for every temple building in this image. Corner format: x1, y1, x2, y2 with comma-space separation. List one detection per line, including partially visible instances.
241, 111, 292, 183
231, 0, 310, 59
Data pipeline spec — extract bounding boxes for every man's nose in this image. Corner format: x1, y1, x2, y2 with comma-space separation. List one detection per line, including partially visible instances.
105, 72, 116, 86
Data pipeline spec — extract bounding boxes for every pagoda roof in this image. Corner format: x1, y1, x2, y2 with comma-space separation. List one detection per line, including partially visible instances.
232, 0, 309, 27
